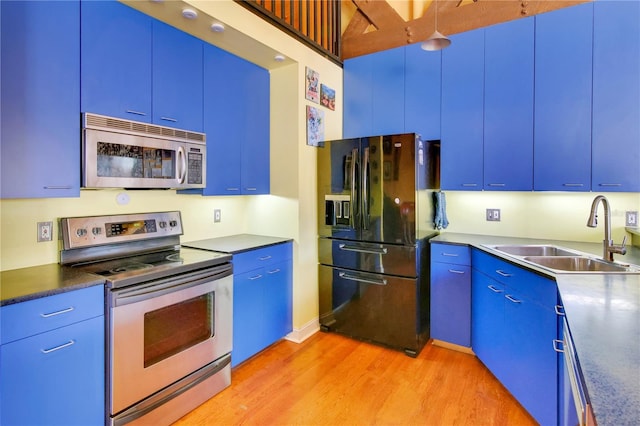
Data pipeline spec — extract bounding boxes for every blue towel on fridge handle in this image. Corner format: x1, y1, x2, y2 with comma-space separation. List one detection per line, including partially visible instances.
434, 191, 449, 230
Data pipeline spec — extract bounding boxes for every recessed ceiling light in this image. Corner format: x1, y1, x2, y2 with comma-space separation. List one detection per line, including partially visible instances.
211, 22, 225, 33
274, 54, 286, 62
182, 8, 198, 20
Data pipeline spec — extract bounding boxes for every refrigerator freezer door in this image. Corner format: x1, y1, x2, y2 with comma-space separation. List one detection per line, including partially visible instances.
318, 264, 427, 354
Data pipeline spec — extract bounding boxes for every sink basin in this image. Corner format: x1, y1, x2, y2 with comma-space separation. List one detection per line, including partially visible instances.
523, 256, 639, 273
491, 245, 580, 257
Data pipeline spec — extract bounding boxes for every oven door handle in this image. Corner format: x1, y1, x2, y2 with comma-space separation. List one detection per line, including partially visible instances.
112, 263, 231, 306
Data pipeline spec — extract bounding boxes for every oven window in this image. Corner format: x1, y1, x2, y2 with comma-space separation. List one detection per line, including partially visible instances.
143, 293, 214, 367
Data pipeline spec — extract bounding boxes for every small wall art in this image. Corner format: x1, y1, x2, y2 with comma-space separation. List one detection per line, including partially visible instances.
305, 67, 319, 103
320, 84, 335, 110
306, 105, 324, 147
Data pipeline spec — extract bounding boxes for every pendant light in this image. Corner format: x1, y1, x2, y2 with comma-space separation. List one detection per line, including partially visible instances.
421, 0, 451, 51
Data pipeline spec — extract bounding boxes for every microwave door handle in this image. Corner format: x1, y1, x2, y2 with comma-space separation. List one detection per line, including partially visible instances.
362, 146, 370, 230
177, 146, 187, 184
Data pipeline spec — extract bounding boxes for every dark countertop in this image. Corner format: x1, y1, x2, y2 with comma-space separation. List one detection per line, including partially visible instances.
0, 264, 105, 307
431, 232, 640, 425
183, 234, 293, 254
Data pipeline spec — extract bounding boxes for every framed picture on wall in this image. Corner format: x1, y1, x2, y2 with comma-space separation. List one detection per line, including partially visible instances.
320, 84, 335, 110
305, 67, 319, 103
306, 105, 324, 147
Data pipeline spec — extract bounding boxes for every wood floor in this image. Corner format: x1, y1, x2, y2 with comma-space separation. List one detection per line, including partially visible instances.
173, 332, 537, 426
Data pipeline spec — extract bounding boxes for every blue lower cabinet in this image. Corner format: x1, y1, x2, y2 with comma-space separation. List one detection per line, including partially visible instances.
232, 243, 293, 366
0, 316, 105, 426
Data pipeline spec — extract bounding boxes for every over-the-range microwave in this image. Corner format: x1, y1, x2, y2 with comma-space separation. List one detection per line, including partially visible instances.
82, 113, 206, 190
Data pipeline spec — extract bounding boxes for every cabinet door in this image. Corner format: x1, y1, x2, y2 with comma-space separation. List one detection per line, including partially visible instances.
261, 260, 293, 348
343, 54, 373, 138
240, 63, 270, 195
534, 3, 593, 191
152, 20, 203, 131
471, 270, 506, 377
404, 44, 441, 141
484, 18, 534, 191
232, 268, 266, 367
81, 0, 152, 122
592, 0, 640, 192
1, 0, 80, 199
371, 46, 405, 136
503, 290, 558, 426
441, 29, 485, 190
0, 316, 105, 426
431, 262, 471, 347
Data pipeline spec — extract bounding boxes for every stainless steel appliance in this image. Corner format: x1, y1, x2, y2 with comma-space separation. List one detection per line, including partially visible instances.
82, 113, 206, 189
317, 133, 440, 356
59, 212, 232, 426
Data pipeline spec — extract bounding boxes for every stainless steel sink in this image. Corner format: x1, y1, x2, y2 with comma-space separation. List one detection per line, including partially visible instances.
523, 256, 640, 273
491, 245, 580, 257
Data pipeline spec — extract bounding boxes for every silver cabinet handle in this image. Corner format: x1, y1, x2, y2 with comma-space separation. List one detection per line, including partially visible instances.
245, 187, 258, 191
505, 294, 521, 304
496, 270, 513, 277
126, 110, 147, 116
226, 187, 240, 191
338, 271, 387, 286
598, 183, 622, 187
487, 183, 506, 187
553, 339, 564, 353
461, 183, 478, 187
248, 274, 263, 280
448, 269, 465, 274
487, 285, 503, 293
441, 252, 459, 257
563, 183, 584, 187
267, 268, 281, 274
160, 116, 178, 122
259, 255, 272, 261
43, 185, 73, 190
339, 244, 388, 255
555, 305, 565, 316
41, 340, 75, 354
40, 307, 74, 318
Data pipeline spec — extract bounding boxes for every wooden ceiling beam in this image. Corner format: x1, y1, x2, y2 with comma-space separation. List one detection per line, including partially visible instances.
342, 0, 591, 59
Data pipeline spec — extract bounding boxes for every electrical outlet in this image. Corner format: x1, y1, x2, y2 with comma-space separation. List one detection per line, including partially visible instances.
37, 221, 53, 242
214, 209, 222, 223
626, 211, 638, 227
486, 209, 501, 222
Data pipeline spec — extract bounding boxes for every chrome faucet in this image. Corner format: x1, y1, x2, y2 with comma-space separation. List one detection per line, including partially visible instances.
586, 195, 627, 262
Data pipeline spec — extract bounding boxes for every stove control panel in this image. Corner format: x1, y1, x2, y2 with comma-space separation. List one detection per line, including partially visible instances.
60, 211, 183, 250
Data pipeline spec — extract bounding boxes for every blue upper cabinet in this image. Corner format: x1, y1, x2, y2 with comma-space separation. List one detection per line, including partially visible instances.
187, 44, 269, 196
343, 54, 373, 138
534, 3, 593, 191
483, 18, 534, 191
81, 0, 153, 122
404, 44, 441, 141
441, 29, 485, 190
371, 46, 405, 136
1, 0, 80, 199
152, 20, 204, 132
592, 0, 640, 192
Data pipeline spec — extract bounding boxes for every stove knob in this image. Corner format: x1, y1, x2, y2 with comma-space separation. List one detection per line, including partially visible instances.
159, 221, 167, 229
76, 228, 87, 237
169, 220, 178, 228
92, 227, 102, 236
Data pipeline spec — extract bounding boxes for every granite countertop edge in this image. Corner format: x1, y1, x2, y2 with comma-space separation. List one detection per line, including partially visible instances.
431, 232, 640, 425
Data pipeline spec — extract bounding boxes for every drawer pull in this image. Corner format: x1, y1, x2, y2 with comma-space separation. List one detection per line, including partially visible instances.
448, 269, 465, 274
339, 244, 388, 255
555, 305, 565, 316
267, 268, 281, 274
487, 285, 503, 293
553, 339, 565, 353
505, 294, 521, 304
259, 255, 272, 261
40, 306, 74, 318
496, 270, 513, 278
441, 252, 459, 257
41, 340, 75, 354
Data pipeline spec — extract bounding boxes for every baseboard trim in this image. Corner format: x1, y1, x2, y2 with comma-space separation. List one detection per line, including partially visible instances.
285, 318, 320, 343
431, 339, 475, 355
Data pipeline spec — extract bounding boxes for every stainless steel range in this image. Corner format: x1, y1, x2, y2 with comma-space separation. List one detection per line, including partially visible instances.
59, 212, 233, 426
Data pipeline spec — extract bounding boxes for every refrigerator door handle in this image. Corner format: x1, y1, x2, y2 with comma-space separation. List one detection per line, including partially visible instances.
338, 271, 387, 286
362, 146, 370, 230
338, 243, 388, 255
350, 148, 359, 228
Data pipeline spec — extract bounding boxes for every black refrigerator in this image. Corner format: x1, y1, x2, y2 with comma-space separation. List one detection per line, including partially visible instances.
317, 133, 440, 356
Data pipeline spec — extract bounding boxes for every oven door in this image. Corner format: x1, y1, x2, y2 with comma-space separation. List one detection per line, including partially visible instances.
83, 128, 205, 189
109, 264, 232, 415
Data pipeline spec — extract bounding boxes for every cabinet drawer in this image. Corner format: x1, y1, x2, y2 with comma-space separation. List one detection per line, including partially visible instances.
233, 242, 292, 274
1, 286, 104, 345
431, 243, 471, 265
472, 249, 557, 307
